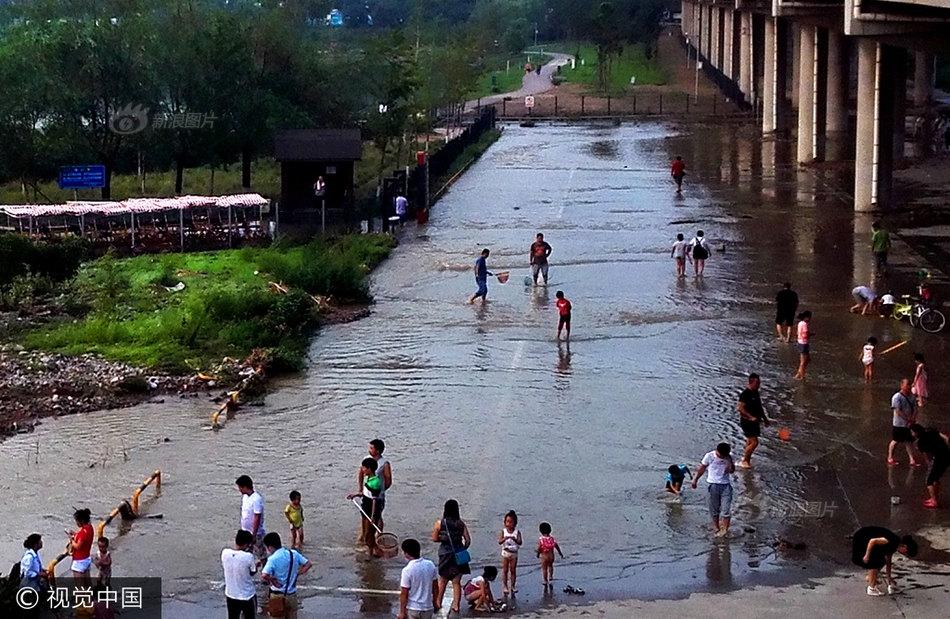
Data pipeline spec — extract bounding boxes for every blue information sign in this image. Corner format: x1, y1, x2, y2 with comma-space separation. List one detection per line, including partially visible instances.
59, 165, 106, 190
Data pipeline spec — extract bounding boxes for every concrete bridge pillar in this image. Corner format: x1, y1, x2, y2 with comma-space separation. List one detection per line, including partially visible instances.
740, 11, 753, 102
914, 52, 934, 108
797, 25, 818, 164
825, 29, 849, 160
855, 40, 899, 210
723, 9, 735, 80
704, 5, 713, 60
790, 23, 800, 105
763, 17, 789, 134
711, 7, 721, 69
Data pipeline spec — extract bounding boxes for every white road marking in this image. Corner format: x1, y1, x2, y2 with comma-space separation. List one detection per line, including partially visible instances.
558, 168, 576, 219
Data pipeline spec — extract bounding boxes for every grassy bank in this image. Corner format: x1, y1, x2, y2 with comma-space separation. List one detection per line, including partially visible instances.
531, 43, 667, 94
13, 234, 396, 373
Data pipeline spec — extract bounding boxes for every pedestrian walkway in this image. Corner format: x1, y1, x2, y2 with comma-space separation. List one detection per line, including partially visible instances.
464, 52, 573, 112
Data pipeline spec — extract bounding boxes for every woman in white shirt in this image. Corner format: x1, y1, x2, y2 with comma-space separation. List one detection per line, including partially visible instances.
20, 533, 47, 618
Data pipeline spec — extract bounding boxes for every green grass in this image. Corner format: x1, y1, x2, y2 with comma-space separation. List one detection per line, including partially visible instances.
18, 234, 396, 373
529, 43, 667, 95
1, 160, 281, 204
470, 52, 552, 99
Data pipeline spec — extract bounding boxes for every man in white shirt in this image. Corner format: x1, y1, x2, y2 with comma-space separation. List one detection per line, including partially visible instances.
237, 475, 266, 558
222, 529, 258, 619
397, 538, 439, 619
395, 194, 408, 225
691, 442, 736, 537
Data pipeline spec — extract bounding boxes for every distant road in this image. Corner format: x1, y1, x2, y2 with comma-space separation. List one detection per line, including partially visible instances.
464, 52, 573, 112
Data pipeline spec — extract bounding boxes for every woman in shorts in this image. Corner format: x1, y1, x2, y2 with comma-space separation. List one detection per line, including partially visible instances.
68, 508, 95, 586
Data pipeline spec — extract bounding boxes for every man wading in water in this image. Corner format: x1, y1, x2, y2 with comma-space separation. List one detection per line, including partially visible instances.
468, 249, 493, 304
529, 233, 552, 286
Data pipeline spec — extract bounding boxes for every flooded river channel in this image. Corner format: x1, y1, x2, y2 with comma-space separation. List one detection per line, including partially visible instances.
2, 121, 949, 617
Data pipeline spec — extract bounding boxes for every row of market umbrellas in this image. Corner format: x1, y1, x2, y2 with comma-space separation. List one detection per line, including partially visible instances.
0, 193, 269, 219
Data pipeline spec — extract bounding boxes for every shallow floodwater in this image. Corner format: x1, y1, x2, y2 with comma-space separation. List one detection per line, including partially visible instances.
2, 122, 949, 617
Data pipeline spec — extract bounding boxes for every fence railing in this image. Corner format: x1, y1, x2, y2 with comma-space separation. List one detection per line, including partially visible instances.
484, 92, 743, 119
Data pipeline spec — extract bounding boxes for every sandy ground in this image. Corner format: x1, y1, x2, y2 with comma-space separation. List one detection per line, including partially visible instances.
530, 567, 950, 619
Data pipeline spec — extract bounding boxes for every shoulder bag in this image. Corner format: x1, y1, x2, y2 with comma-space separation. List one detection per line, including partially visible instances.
267, 548, 294, 618
443, 519, 471, 566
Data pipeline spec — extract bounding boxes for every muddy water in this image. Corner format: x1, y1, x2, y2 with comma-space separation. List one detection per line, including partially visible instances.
2, 122, 949, 617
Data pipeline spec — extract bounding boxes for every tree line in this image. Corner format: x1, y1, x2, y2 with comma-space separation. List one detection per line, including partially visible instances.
0, 0, 666, 201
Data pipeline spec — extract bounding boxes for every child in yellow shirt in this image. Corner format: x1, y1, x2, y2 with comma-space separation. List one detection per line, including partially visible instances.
284, 490, 304, 548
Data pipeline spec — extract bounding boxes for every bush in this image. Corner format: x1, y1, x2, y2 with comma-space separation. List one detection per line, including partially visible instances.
0, 234, 91, 286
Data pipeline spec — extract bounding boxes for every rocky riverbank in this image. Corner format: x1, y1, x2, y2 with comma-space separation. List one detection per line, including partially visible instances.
0, 298, 378, 440
0, 347, 211, 439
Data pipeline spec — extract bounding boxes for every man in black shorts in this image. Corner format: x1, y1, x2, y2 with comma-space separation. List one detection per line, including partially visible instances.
851, 526, 917, 596
738, 374, 769, 468
775, 282, 798, 342
911, 424, 950, 508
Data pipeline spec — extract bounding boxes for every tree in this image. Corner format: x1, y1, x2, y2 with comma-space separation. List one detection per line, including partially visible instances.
363, 30, 419, 193
591, 1, 625, 92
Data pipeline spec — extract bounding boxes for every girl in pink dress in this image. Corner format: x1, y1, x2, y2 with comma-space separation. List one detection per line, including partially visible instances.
913, 354, 929, 406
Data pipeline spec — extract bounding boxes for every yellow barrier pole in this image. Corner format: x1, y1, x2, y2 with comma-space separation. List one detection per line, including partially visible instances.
131, 470, 162, 512
46, 544, 72, 587
96, 507, 121, 539
97, 470, 163, 540
211, 368, 263, 429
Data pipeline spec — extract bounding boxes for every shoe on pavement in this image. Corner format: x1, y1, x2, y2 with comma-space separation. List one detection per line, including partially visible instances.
887, 459, 900, 466
867, 586, 885, 596
923, 499, 939, 508
887, 584, 900, 595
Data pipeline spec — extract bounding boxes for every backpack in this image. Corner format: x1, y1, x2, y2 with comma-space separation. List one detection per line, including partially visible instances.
7, 561, 20, 583
691, 239, 708, 260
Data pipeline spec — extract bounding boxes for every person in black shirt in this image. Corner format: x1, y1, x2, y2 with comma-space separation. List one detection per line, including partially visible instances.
851, 526, 917, 596
738, 374, 769, 468
911, 424, 950, 508
775, 283, 799, 342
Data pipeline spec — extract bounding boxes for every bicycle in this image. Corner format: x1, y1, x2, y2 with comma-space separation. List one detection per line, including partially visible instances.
892, 295, 946, 333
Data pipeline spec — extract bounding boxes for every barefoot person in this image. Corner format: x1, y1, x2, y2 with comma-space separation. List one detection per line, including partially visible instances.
888, 379, 920, 467
850, 285, 877, 315
688, 231, 709, 276
236, 476, 266, 560
871, 221, 891, 276
670, 156, 686, 192
357, 439, 392, 538
432, 500, 471, 614
794, 311, 812, 380
468, 249, 493, 304
555, 290, 572, 341
738, 374, 769, 468
691, 443, 735, 536
775, 283, 798, 341
910, 424, 950, 508
671, 234, 690, 278
529, 234, 552, 286
851, 526, 916, 596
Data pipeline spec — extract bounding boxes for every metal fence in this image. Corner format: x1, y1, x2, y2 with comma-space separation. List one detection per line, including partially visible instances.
480, 92, 743, 119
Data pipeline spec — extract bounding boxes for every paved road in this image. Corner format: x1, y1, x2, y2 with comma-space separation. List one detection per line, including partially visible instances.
465, 52, 573, 112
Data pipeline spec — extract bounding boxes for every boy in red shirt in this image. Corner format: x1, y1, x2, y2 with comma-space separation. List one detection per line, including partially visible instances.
671, 156, 686, 193
555, 291, 572, 341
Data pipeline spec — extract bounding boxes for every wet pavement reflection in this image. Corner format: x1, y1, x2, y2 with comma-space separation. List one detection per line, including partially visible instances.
1, 121, 949, 617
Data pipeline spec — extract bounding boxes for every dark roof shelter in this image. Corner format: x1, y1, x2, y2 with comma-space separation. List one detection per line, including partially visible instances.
274, 129, 362, 225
